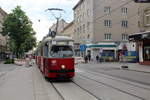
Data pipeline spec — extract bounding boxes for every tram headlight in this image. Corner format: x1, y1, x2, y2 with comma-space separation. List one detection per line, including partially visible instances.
61, 65, 66, 69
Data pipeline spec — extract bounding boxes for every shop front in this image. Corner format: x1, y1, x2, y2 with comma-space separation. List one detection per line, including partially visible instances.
129, 31, 150, 65
85, 42, 117, 61
143, 40, 150, 62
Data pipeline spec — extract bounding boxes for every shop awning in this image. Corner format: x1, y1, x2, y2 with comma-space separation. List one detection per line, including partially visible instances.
129, 31, 150, 41
87, 42, 116, 48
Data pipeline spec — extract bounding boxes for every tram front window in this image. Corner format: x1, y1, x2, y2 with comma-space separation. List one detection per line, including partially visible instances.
50, 45, 73, 58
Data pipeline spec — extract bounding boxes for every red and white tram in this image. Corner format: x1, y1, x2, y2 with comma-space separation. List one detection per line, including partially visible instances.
35, 36, 75, 79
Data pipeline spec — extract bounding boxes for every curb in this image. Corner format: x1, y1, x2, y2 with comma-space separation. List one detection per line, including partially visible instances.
0, 72, 6, 78
128, 68, 150, 74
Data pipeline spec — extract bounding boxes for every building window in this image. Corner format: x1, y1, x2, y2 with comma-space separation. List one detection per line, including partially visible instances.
121, 7, 128, 14
144, 10, 150, 26
121, 20, 128, 27
77, 17, 79, 23
104, 20, 112, 27
83, 24, 85, 33
77, 28, 79, 34
122, 33, 128, 40
87, 34, 90, 39
87, 9, 90, 16
87, 22, 90, 31
82, 13, 84, 20
74, 29, 76, 33
80, 15, 82, 22
104, 33, 112, 40
104, 7, 111, 14
80, 26, 82, 33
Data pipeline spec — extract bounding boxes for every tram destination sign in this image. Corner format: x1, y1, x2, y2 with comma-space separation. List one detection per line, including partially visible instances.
134, 0, 150, 3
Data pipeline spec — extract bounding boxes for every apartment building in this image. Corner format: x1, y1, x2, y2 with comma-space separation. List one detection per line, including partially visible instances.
73, 0, 94, 56
50, 19, 68, 35
129, 4, 150, 65
0, 7, 7, 60
73, 0, 140, 60
60, 21, 74, 38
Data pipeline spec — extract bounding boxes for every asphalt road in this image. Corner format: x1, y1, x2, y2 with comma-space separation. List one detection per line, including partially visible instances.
74, 62, 150, 100
0, 62, 18, 77
0, 62, 150, 100
77, 62, 150, 86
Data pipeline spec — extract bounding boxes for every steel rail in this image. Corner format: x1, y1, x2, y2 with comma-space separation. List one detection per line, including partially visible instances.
78, 73, 146, 100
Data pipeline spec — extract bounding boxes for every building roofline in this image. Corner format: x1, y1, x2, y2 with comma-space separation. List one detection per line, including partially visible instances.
0, 7, 7, 16
63, 21, 74, 31
73, 0, 83, 10
60, 21, 74, 33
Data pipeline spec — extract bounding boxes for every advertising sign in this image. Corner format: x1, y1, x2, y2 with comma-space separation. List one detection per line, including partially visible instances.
124, 51, 139, 62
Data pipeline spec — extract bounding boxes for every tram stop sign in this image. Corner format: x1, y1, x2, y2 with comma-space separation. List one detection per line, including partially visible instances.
80, 45, 87, 51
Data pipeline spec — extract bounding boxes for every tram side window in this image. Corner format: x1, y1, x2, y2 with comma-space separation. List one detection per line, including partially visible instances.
40, 46, 44, 56
50, 45, 73, 57
44, 43, 49, 57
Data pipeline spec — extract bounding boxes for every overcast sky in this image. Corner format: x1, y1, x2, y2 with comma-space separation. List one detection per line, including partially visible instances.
0, 0, 79, 41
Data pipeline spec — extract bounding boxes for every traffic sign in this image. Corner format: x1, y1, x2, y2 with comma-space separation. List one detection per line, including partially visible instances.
80, 45, 87, 51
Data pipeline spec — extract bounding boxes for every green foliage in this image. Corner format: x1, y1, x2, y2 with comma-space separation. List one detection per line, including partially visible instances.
0, 6, 36, 58
4, 59, 14, 64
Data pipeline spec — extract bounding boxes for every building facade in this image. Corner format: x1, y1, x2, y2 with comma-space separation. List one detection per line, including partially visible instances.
73, 0, 94, 56
50, 19, 68, 35
0, 8, 7, 60
73, 0, 140, 61
129, 4, 150, 65
60, 21, 74, 38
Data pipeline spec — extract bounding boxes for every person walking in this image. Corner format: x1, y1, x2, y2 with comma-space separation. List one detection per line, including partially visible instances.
88, 54, 91, 62
96, 55, 99, 63
84, 55, 88, 63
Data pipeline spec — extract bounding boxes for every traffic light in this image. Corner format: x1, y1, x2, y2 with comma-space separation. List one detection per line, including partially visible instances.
134, 0, 150, 3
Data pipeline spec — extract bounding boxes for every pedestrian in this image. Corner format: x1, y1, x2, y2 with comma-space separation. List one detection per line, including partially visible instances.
96, 55, 99, 63
119, 52, 123, 62
84, 55, 88, 63
88, 54, 91, 62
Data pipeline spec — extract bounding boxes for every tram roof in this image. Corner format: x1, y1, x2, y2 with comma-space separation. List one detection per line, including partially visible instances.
43, 36, 73, 43
35, 36, 74, 51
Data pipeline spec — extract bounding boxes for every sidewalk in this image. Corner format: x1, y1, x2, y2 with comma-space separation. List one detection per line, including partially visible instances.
124, 63, 150, 73
0, 65, 35, 100
84, 61, 150, 73
0, 63, 62, 100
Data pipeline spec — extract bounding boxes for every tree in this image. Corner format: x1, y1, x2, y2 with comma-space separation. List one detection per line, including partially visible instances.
0, 6, 36, 58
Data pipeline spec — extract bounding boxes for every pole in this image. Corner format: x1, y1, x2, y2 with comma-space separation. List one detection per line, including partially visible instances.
45, 8, 65, 36
55, 18, 59, 35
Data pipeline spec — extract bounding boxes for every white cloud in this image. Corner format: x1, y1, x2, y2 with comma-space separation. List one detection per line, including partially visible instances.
0, 0, 79, 41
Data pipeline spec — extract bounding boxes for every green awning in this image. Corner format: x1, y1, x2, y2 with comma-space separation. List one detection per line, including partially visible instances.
87, 44, 116, 48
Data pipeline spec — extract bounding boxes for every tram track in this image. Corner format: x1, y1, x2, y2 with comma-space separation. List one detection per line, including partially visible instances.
50, 82, 65, 100
84, 69, 150, 91
95, 69, 150, 86
79, 67, 150, 89
71, 80, 101, 100
77, 73, 146, 100
49, 79, 99, 100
